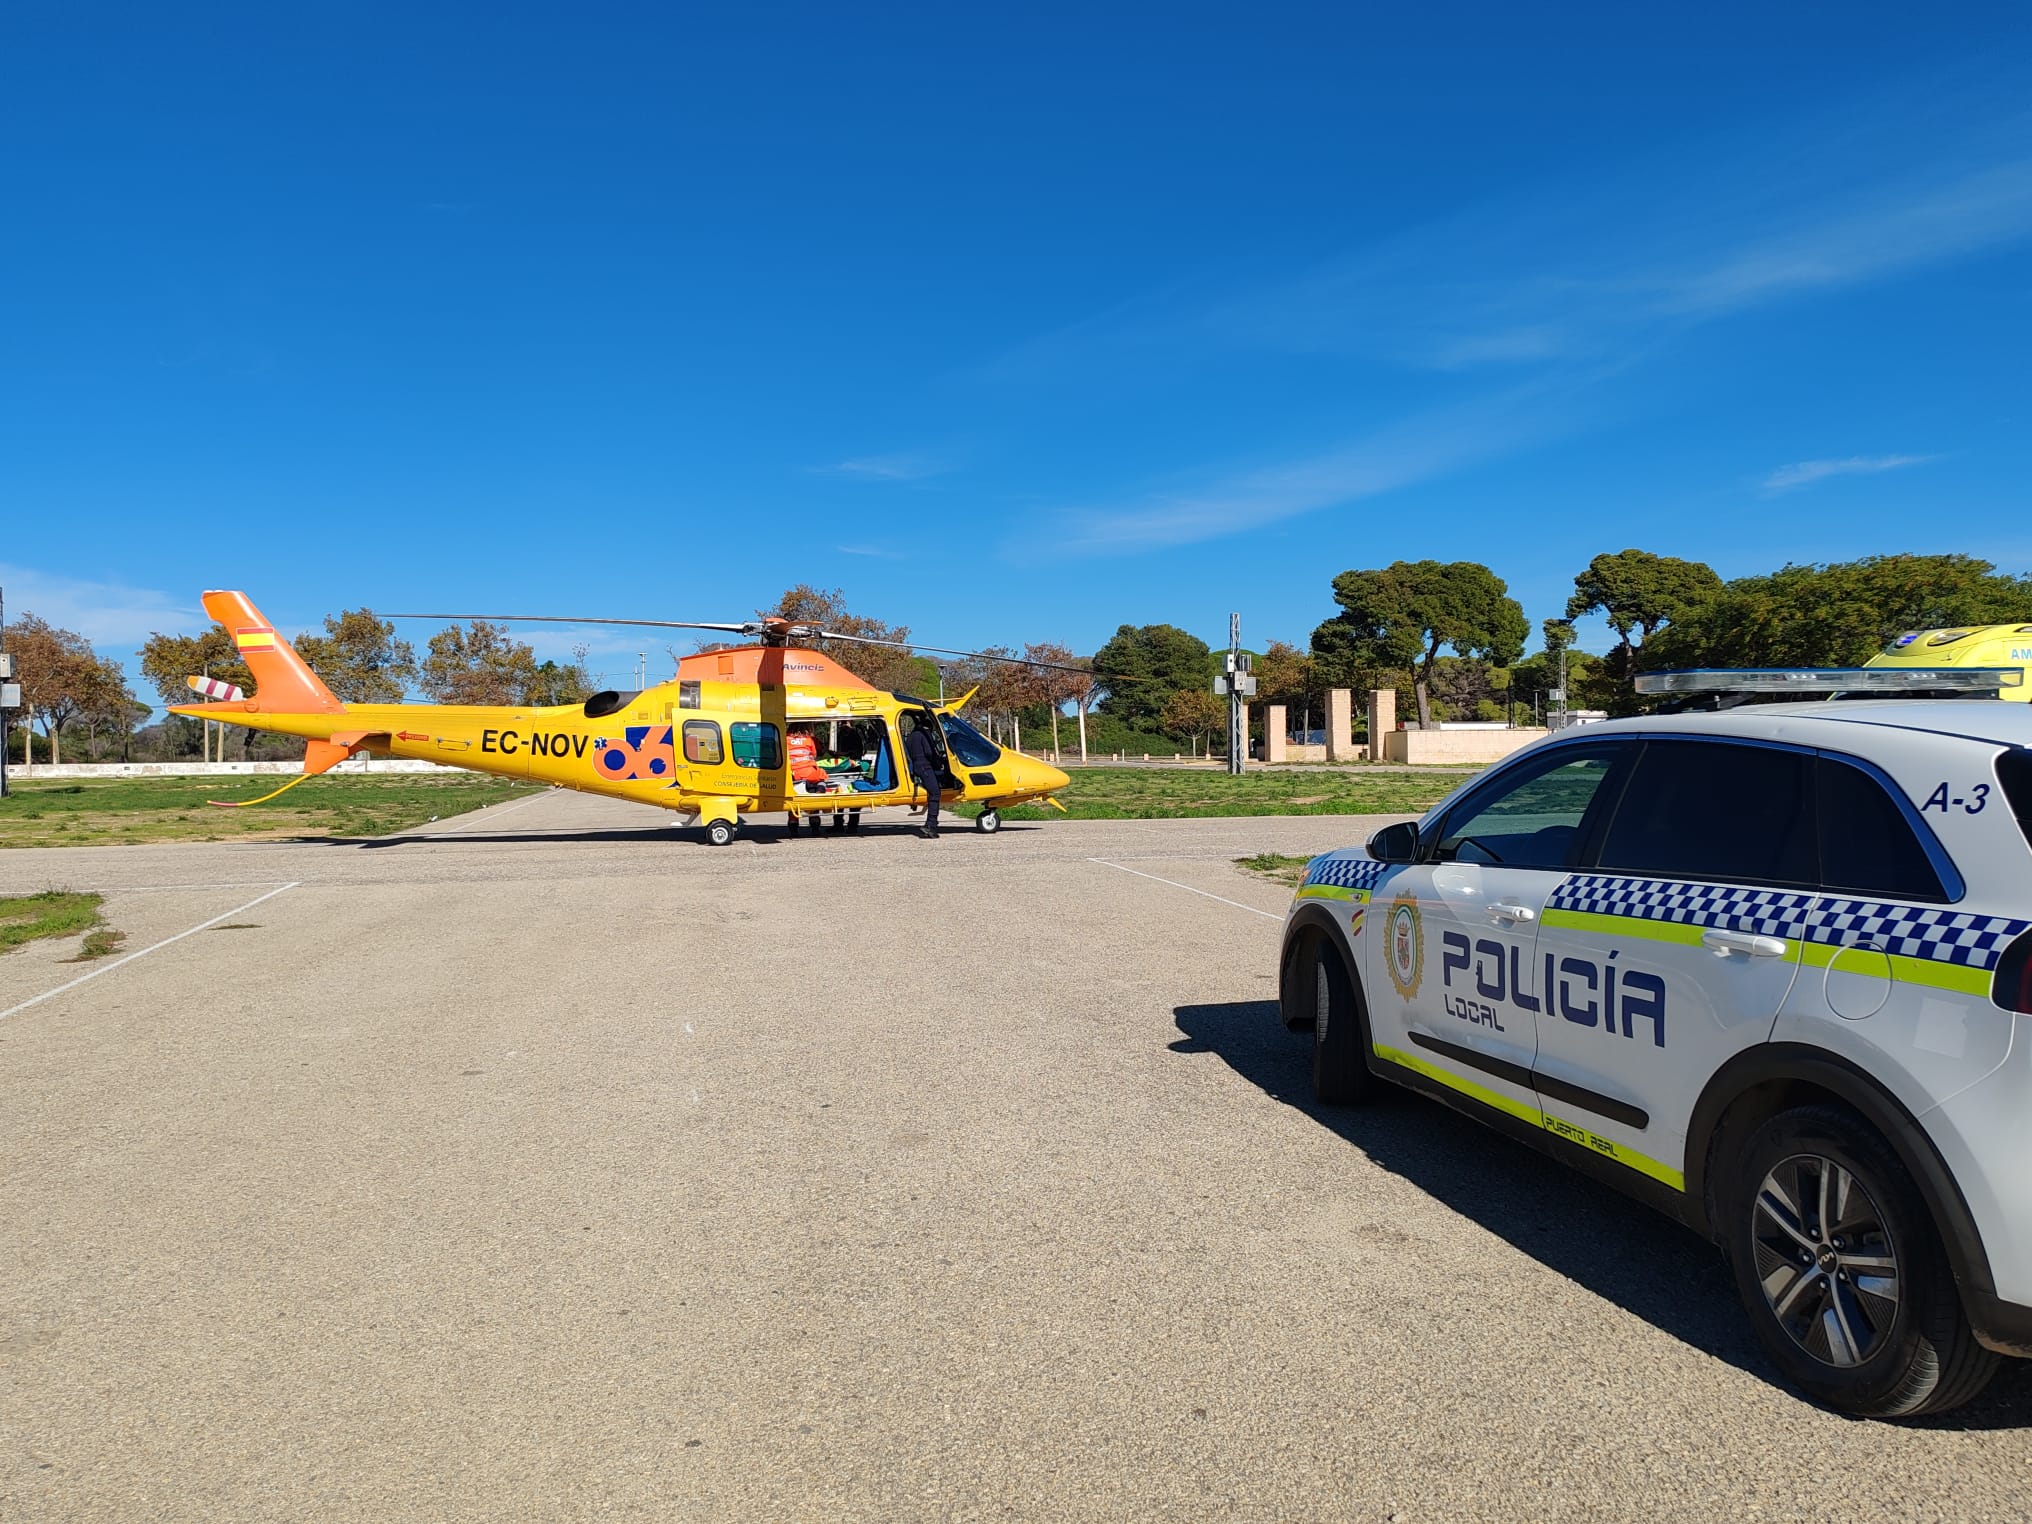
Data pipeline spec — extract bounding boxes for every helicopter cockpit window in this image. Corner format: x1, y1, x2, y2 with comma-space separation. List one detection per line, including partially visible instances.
939, 712, 1002, 768
729, 722, 782, 770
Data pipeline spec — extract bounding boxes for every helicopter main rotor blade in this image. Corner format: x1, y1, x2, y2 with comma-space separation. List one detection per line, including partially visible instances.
815, 629, 1150, 681
385, 613, 1148, 682
386, 613, 755, 633
813, 629, 1066, 670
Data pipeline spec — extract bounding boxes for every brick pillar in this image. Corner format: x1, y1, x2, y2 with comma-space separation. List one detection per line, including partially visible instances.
1265, 704, 1287, 763
1325, 688, 1355, 761
1367, 689, 1396, 761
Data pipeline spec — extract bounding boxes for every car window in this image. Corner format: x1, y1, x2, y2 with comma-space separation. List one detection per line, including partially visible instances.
1434, 747, 1623, 869
1597, 739, 1814, 886
1997, 748, 2032, 849
1816, 755, 1948, 901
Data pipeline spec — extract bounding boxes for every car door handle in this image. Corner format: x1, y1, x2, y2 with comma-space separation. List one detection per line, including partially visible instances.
1488, 900, 1537, 924
1701, 929, 1788, 959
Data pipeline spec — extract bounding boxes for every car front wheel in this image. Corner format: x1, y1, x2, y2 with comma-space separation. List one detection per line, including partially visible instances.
1310, 938, 1377, 1106
1726, 1104, 1998, 1418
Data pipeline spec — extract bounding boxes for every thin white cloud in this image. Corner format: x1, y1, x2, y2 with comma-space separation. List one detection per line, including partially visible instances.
1762, 454, 1937, 494
1007, 88, 2031, 555
835, 544, 905, 558
1209, 153, 2032, 373
0, 564, 201, 654
813, 453, 947, 482
1658, 161, 2032, 318
1037, 376, 1592, 555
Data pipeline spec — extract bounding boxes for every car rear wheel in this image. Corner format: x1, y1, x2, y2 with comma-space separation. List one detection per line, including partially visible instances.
1726, 1104, 1998, 1417
1310, 939, 1378, 1106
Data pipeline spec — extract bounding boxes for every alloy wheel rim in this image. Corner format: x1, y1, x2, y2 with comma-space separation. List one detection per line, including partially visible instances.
1751, 1152, 1902, 1368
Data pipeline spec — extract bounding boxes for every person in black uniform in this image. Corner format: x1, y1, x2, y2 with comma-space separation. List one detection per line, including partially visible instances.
903, 715, 944, 839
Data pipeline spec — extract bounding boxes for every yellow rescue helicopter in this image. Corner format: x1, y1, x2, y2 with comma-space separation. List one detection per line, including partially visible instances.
170, 590, 1072, 843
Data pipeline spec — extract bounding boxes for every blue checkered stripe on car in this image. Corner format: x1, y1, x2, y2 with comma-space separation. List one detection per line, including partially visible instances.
1813, 900, 2030, 970
1548, 875, 1818, 940
1304, 856, 1394, 891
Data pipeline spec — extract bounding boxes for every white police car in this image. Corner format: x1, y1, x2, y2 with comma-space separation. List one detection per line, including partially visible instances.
1278, 667, 2032, 1417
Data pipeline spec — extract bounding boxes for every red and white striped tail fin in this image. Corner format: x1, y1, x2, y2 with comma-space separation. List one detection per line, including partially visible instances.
186, 675, 247, 703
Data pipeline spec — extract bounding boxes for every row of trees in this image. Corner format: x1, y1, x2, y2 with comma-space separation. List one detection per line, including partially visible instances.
1297, 550, 2032, 729
12, 551, 2032, 764
4, 608, 603, 763
135, 611, 597, 710
755, 556, 2032, 759
1057, 550, 2032, 751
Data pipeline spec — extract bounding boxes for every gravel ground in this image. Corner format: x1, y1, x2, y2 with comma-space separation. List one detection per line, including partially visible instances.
2, 790, 2028, 1522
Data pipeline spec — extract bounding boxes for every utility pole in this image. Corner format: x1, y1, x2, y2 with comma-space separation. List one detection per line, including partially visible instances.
0, 584, 11, 799
1228, 613, 1243, 775
1214, 612, 1254, 776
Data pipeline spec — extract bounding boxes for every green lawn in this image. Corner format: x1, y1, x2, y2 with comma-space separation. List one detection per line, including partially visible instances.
997, 766, 1464, 821
0, 890, 107, 951
0, 764, 1453, 848
0, 775, 535, 848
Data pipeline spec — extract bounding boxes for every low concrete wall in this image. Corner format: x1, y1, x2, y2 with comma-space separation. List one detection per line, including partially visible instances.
1381, 728, 1549, 765
10, 759, 461, 780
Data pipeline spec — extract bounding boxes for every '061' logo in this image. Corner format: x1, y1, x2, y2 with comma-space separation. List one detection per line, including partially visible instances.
1385, 896, 1424, 1001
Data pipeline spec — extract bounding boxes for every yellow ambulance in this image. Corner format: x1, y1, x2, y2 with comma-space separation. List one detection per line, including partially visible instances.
1867, 624, 2032, 700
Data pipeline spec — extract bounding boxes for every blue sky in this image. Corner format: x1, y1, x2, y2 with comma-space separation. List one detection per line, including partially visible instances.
4, 3, 2031, 695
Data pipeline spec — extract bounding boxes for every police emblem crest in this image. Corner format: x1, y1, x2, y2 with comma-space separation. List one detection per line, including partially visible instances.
1385, 895, 1424, 1000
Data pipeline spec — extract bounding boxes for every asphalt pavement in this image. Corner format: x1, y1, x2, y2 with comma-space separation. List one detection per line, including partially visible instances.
3, 790, 2028, 1522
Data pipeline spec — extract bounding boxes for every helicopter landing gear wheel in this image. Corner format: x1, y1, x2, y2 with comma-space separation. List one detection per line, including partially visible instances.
786, 813, 800, 835
705, 819, 736, 847
976, 809, 1001, 835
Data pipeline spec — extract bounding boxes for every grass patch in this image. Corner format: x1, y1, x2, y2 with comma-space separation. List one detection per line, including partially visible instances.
70, 927, 128, 962
0, 890, 107, 953
1236, 852, 1316, 887
993, 766, 1463, 821
0, 774, 534, 848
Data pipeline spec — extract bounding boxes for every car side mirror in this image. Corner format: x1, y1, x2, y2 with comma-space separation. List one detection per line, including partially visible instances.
1367, 821, 1419, 863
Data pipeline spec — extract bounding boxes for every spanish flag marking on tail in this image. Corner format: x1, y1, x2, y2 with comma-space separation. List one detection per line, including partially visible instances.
235, 626, 278, 653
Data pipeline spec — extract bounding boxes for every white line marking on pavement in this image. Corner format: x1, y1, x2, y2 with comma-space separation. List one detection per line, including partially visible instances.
1087, 858, 1282, 920
0, 882, 302, 1024
424, 790, 555, 835
85, 881, 297, 894
1081, 851, 1284, 864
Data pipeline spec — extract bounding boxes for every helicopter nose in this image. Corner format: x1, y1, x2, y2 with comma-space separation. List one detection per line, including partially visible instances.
1015, 757, 1069, 795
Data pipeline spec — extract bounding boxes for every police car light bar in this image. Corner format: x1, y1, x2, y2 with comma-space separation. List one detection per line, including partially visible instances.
1634, 667, 2025, 695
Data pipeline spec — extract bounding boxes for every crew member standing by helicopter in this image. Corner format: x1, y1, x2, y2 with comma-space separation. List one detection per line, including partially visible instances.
904, 715, 944, 840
